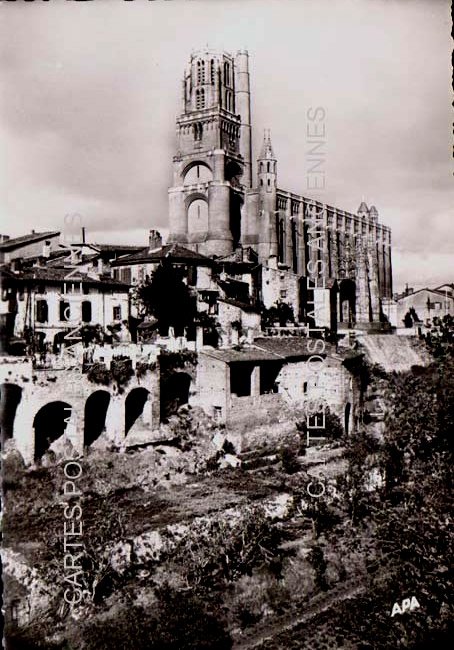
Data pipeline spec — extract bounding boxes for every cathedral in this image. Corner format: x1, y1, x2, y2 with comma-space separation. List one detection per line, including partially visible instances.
168, 49, 392, 331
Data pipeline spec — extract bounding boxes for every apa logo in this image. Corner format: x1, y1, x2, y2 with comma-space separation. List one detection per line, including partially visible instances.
390, 596, 421, 617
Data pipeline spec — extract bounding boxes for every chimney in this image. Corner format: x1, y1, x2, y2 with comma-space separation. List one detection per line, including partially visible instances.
70, 247, 80, 266
42, 240, 51, 258
234, 245, 243, 262
268, 255, 278, 270
81, 227, 86, 243
148, 230, 162, 251
31, 229, 35, 234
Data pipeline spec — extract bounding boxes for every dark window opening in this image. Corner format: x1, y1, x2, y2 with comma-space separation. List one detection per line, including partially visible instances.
260, 362, 281, 394
160, 372, 191, 421
36, 299, 48, 323
81, 300, 92, 323
59, 301, 70, 322
230, 363, 253, 397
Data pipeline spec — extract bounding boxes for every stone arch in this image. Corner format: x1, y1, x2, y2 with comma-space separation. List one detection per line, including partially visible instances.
33, 401, 72, 461
84, 390, 111, 447
160, 371, 192, 421
339, 279, 356, 324
182, 161, 213, 185
225, 160, 243, 183
125, 387, 150, 435
187, 197, 209, 235
0, 383, 22, 444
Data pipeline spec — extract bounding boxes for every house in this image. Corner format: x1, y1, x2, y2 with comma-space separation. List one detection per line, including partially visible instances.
390, 287, 454, 329
193, 337, 358, 434
0, 231, 61, 264
1, 264, 130, 352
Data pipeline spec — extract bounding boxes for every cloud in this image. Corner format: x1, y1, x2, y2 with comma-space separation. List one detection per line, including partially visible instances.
0, 0, 451, 294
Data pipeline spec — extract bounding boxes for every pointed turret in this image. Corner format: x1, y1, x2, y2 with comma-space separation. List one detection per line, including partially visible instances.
369, 205, 378, 223
257, 129, 277, 186
357, 201, 369, 218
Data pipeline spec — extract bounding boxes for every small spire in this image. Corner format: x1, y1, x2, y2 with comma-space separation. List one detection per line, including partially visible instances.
259, 128, 275, 159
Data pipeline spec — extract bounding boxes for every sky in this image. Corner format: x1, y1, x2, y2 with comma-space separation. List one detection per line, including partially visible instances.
0, 0, 452, 292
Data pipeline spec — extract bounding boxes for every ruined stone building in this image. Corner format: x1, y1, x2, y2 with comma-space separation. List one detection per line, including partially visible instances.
167, 49, 393, 330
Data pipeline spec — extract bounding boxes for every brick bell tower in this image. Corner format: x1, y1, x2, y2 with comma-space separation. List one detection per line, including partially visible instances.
168, 49, 252, 257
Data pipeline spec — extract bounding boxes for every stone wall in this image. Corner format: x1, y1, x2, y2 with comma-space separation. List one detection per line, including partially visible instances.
0, 359, 160, 464
261, 264, 299, 318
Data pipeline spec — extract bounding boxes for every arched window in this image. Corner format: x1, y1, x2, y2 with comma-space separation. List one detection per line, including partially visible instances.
184, 163, 212, 184
36, 299, 48, 323
81, 300, 92, 323
196, 89, 205, 109
197, 60, 205, 85
260, 179, 263, 186
188, 198, 209, 234
224, 61, 230, 85
210, 59, 215, 85
267, 162, 271, 173
259, 162, 263, 172
267, 178, 271, 187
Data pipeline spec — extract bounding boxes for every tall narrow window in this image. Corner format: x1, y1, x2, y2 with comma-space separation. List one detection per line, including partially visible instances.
36, 299, 48, 323
60, 301, 70, 322
210, 59, 215, 85
81, 300, 92, 323
259, 162, 263, 172
200, 88, 205, 108
196, 89, 201, 109
197, 60, 205, 85
224, 61, 230, 85
267, 162, 271, 173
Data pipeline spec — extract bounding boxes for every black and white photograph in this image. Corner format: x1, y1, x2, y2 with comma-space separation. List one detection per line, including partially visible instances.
0, 0, 453, 648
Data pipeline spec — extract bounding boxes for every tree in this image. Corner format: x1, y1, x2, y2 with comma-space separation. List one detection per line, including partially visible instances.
135, 262, 196, 336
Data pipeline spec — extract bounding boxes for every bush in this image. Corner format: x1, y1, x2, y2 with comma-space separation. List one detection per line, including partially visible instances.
71, 588, 232, 650
279, 446, 301, 474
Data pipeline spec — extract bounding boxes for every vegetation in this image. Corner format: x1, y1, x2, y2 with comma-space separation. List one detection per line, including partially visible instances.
261, 301, 295, 327
4, 346, 454, 648
135, 261, 196, 336
86, 356, 134, 389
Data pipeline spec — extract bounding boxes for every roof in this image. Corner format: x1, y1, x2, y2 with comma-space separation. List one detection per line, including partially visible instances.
202, 336, 334, 364
396, 287, 453, 302
111, 244, 213, 267
202, 347, 281, 364
0, 231, 60, 251
88, 243, 145, 253
357, 202, 369, 214
254, 337, 334, 359
12, 266, 130, 289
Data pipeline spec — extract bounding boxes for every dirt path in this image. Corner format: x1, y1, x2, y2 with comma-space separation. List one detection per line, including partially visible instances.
233, 578, 366, 649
